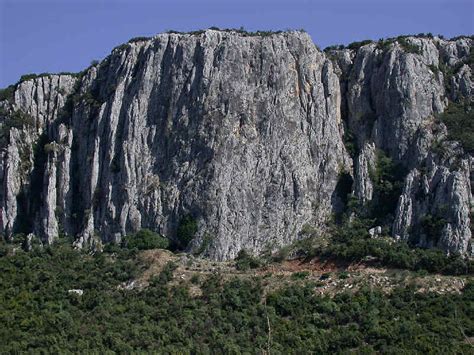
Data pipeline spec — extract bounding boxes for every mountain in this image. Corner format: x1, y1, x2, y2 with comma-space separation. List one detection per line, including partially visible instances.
0, 29, 472, 260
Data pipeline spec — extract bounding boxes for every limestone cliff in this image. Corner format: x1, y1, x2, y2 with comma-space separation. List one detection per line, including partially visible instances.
329, 35, 473, 255
0, 30, 472, 259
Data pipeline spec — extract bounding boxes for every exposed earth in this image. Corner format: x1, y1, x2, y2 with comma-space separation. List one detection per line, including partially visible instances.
124, 249, 471, 298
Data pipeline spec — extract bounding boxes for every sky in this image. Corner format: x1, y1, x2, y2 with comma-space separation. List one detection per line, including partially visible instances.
0, 0, 473, 87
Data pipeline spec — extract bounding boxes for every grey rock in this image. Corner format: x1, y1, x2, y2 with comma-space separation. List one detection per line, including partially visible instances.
354, 142, 375, 203
333, 35, 472, 255
369, 226, 382, 238
0, 32, 472, 259
393, 153, 472, 253
68, 289, 84, 296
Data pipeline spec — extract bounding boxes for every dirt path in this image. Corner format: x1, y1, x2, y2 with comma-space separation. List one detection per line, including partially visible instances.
123, 249, 472, 297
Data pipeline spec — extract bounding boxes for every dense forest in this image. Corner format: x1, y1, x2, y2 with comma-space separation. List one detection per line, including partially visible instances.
1, 236, 473, 353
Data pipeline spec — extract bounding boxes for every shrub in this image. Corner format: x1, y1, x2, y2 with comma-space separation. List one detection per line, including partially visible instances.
235, 249, 262, 271
320, 272, 331, 280
150, 261, 177, 285
112, 43, 129, 52
324, 217, 472, 275
0, 85, 16, 102
397, 37, 421, 54
176, 215, 198, 249
194, 233, 213, 255
334, 171, 354, 217
376, 38, 395, 51
347, 40, 373, 51
190, 274, 200, 284
343, 129, 357, 157
428, 64, 440, 75
5, 109, 35, 129
19, 73, 39, 82
110, 156, 121, 173
43, 143, 57, 154
127, 36, 152, 43
338, 271, 349, 279
438, 100, 474, 153
272, 245, 290, 262
122, 229, 169, 250
369, 149, 407, 224
0, 240, 472, 353
324, 44, 345, 51
419, 214, 446, 243
0, 110, 35, 147
291, 271, 310, 280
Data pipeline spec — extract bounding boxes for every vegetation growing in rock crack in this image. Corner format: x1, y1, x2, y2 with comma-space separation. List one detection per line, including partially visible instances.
438, 100, 474, 154
175, 215, 198, 250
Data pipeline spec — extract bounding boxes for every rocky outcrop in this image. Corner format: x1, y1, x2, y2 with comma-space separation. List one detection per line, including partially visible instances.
0, 75, 77, 242
330, 35, 473, 254
0, 31, 472, 259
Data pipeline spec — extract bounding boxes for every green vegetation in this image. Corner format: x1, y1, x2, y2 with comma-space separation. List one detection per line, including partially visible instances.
328, 34, 435, 53
194, 233, 213, 255
176, 215, 198, 249
323, 218, 473, 275
439, 47, 474, 94
397, 36, 422, 54
1, 109, 35, 129
0, 109, 35, 147
373, 36, 422, 54
376, 38, 395, 51
324, 44, 345, 52
334, 171, 354, 218
342, 129, 357, 157
416, 32, 434, 38
419, 214, 447, 244
235, 249, 263, 271
79, 90, 104, 110
0, 240, 472, 353
450, 35, 474, 41
128, 36, 152, 43
19, 73, 46, 82
428, 64, 440, 75
0, 69, 83, 105
165, 27, 291, 37
0, 85, 16, 102
369, 149, 407, 224
122, 229, 169, 250
438, 100, 474, 154
291, 270, 310, 280
276, 215, 472, 276
347, 39, 374, 51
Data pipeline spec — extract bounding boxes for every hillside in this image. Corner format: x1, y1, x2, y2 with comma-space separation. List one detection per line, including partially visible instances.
1, 238, 473, 353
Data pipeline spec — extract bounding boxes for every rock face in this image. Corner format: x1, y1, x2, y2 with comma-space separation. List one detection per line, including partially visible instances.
0, 31, 472, 259
330, 36, 473, 255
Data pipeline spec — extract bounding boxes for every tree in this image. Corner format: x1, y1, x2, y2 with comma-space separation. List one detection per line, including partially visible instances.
123, 229, 169, 250
176, 215, 197, 249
